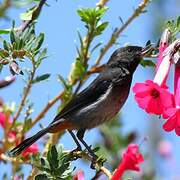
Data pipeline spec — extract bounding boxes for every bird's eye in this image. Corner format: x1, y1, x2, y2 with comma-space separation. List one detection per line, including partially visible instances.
128, 48, 133, 53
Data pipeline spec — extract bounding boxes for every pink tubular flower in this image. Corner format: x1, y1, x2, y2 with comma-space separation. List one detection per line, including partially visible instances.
133, 80, 173, 115
22, 143, 39, 159
156, 29, 170, 72
163, 64, 180, 135
0, 112, 8, 128
73, 170, 84, 180
133, 29, 174, 115
0, 112, 16, 141
0, 112, 39, 156
112, 144, 144, 180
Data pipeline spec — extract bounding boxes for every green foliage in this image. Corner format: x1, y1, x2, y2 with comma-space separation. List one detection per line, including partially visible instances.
166, 16, 180, 41
69, 7, 109, 85
140, 59, 156, 67
32, 73, 51, 84
0, 25, 46, 75
77, 7, 108, 37
35, 145, 74, 180
35, 48, 47, 68
68, 58, 86, 84
57, 74, 73, 103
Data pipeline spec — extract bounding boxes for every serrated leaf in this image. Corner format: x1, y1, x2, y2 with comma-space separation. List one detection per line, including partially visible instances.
32, 74, 50, 84
140, 59, 156, 67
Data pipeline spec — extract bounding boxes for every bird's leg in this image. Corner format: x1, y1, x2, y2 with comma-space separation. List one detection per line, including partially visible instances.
77, 129, 98, 160
68, 130, 82, 151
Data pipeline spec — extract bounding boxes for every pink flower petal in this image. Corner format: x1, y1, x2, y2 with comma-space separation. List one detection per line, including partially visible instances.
147, 98, 163, 115
135, 96, 151, 109
133, 83, 150, 94
163, 115, 176, 132
159, 89, 174, 108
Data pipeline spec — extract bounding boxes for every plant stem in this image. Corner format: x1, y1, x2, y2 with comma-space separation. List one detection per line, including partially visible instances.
12, 56, 36, 125
94, 0, 150, 67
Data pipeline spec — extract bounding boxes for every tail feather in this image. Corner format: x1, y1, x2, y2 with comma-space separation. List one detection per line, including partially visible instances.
9, 128, 48, 157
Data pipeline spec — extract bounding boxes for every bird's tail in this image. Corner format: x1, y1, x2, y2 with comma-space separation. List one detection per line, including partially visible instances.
9, 127, 48, 157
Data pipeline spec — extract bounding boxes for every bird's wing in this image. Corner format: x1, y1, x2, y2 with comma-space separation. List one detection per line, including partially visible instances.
51, 73, 112, 123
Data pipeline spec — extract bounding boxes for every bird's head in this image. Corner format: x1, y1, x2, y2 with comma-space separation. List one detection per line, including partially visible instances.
107, 45, 152, 73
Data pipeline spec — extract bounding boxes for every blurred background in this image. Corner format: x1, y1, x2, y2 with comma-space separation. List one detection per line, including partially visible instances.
0, 0, 180, 179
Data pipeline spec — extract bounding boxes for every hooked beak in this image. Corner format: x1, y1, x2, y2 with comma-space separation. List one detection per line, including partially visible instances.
141, 45, 154, 56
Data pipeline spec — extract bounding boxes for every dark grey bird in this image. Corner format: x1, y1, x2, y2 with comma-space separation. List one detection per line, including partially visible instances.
9, 45, 151, 158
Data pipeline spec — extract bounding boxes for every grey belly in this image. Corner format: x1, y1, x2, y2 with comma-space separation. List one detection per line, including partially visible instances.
67, 85, 130, 129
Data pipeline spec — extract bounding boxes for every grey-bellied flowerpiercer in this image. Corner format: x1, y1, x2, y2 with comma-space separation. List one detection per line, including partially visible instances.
9, 45, 151, 157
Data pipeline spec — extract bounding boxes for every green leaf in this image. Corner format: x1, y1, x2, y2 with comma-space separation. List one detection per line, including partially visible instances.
3, 40, 9, 51
33, 33, 45, 51
47, 145, 59, 170
0, 29, 11, 34
23, 118, 32, 132
91, 42, 102, 54
77, 30, 84, 50
32, 74, 50, 84
35, 174, 49, 180
77, 7, 107, 26
177, 16, 180, 31
94, 22, 108, 36
68, 58, 86, 83
10, 30, 16, 44
57, 74, 70, 90
35, 48, 47, 68
140, 59, 156, 67
51, 145, 58, 161
0, 64, 3, 73
77, 9, 91, 24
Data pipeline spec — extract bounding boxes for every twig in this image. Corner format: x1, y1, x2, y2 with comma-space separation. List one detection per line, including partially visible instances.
100, 166, 112, 179
31, 92, 64, 127
0, 153, 28, 164
64, 150, 112, 179
94, 0, 150, 67
86, 64, 106, 76
0, 76, 15, 88
13, 56, 36, 125
0, 0, 11, 18
96, 0, 110, 8
17, 0, 47, 33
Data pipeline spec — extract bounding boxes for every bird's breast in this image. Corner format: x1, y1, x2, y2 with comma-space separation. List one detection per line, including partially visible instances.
69, 82, 131, 129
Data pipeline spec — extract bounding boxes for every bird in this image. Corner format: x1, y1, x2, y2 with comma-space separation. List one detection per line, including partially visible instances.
9, 45, 151, 158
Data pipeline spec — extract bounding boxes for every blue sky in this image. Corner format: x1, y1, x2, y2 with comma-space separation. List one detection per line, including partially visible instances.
0, 0, 179, 179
